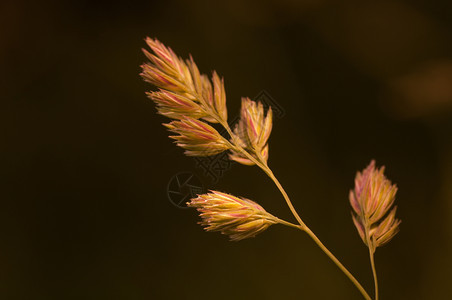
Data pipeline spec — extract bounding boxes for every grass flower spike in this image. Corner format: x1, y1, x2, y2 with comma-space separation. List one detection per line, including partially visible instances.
164, 117, 230, 156
141, 38, 191, 93
350, 160, 401, 300
141, 37, 227, 124
350, 160, 401, 249
188, 191, 278, 241
229, 98, 273, 165
138, 38, 408, 300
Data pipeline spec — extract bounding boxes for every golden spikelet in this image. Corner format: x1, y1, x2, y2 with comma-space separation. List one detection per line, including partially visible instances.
350, 160, 401, 251
141, 37, 227, 124
229, 98, 273, 165
188, 191, 278, 241
164, 117, 230, 157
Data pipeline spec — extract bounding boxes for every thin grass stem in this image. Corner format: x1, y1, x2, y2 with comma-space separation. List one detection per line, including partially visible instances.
275, 217, 303, 230
218, 119, 372, 300
304, 226, 372, 300
365, 231, 379, 300
369, 249, 379, 300
261, 158, 371, 300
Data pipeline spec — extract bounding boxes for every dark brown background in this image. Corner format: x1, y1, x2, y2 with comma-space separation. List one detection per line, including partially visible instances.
1, 0, 452, 299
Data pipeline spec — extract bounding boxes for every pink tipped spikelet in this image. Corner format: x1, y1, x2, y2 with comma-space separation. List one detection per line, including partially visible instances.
141, 37, 227, 124
229, 98, 273, 165
188, 191, 278, 241
350, 160, 401, 250
164, 117, 230, 156
146, 90, 207, 120
141, 38, 190, 92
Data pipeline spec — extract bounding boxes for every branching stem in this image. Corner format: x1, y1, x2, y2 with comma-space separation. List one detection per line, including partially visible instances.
217, 117, 372, 300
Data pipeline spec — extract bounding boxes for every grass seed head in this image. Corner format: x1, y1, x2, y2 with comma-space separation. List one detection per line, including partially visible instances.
229, 98, 273, 165
165, 117, 231, 156
188, 191, 278, 241
350, 160, 401, 250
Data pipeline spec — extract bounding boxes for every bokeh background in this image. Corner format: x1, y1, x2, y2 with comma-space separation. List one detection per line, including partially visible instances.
1, 0, 452, 299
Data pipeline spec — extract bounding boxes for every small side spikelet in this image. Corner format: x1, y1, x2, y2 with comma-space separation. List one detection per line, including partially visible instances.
188, 191, 278, 241
229, 98, 273, 165
165, 117, 230, 156
350, 160, 401, 251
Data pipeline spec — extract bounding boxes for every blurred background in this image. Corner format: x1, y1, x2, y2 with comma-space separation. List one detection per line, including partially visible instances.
1, 0, 452, 299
